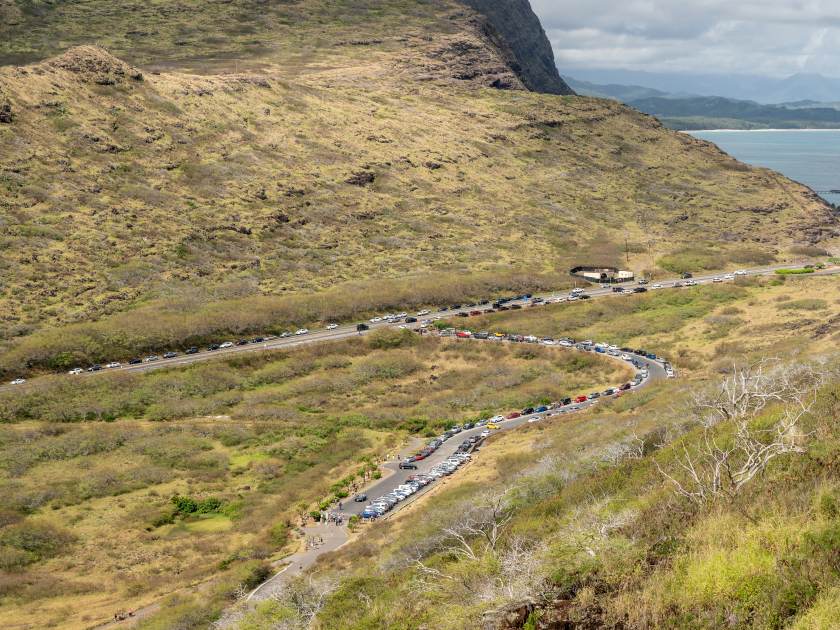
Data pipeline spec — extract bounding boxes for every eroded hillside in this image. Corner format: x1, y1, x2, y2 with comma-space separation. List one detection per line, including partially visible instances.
0, 0, 836, 373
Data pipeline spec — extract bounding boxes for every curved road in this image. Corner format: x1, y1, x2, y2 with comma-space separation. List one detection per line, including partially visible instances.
2, 263, 834, 394
245, 332, 666, 605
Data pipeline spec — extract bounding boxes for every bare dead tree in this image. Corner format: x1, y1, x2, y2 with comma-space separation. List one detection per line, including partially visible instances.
657, 359, 831, 505
410, 488, 515, 591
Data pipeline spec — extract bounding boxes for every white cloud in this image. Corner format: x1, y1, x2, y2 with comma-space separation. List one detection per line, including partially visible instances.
530, 0, 840, 76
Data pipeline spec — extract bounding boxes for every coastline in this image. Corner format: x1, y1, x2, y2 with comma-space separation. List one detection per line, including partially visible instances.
684, 128, 840, 133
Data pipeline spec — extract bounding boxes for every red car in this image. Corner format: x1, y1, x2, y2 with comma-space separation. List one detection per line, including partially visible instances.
506, 411, 521, 420
456, 331, 471, 338
574, 395, 588, 403
469, 310, 482, 316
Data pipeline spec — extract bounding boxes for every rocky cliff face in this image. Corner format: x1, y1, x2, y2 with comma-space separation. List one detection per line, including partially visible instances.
459, 0, 574, 95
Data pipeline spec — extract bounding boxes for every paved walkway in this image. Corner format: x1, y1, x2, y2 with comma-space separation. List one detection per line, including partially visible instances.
246, 520, 350, 603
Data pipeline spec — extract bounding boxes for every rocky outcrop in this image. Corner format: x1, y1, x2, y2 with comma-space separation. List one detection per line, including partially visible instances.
0, 92, 11, 123
459, 0, 573, 95
47, 45, 144, 85
481, 600, 536, 629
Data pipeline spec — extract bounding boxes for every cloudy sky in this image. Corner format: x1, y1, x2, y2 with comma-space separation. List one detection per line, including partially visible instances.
531, 0, 840, 77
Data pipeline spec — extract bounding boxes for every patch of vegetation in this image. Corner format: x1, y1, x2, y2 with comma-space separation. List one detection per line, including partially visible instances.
776, 268, 816, 275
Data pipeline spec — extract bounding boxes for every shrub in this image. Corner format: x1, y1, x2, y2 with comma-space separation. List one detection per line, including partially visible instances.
0, 520, 76, 566
777, 299, 828, 311
775, 268, 815, 275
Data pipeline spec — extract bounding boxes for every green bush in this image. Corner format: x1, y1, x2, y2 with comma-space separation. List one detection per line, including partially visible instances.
171, 495, 223, 516
0, 520, 76, 566
775, 268, 815, 275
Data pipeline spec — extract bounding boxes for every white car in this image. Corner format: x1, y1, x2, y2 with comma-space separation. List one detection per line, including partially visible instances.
712, 277, 722, 283
651, 283, 663, 289
734, 270, 747, 276
370, 317, 382, 323
480, 430, 491, 438
219, 341, 234, 348
620, 353, 632, 361
417, 309, 430, 316
68, 368, 83, 375
9, 378, 25, 385
527, 416, 542, 423
326, 323, 339, 330
490, 415, 505, 423
105, 362, 121, 369
295, 329, 309, 336
724, 274, 734, 280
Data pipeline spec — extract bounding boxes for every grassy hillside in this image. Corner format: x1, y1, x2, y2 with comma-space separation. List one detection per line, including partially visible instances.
0, 1, 837, 376
0, 328, 631, 629
233, 275, 840, 630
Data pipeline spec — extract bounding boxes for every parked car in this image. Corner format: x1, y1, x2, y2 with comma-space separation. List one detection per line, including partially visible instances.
574, 395, 587, 403
295, 329, 309, 336
399, 461, 418, 470
68, 368, 83, 375
326, 323, 339, 330
163, 351, 178, 358
129, 358, 142, 365
186, 347, 199, 354
506, 412, 521, 420
354, 494, 368, 502
219, 341, 234, 349
9, 378, 25, 385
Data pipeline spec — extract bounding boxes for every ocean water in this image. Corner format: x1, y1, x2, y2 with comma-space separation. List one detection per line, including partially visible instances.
689, 129, 840, 206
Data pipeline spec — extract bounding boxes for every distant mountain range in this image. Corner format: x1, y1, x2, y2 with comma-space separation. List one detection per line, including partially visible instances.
567, 77, 840, 130
565, 69, 840, 104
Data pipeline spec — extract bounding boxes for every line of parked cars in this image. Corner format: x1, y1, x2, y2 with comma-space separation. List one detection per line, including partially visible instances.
360, 452, 472, 519
13, 268, 694, 385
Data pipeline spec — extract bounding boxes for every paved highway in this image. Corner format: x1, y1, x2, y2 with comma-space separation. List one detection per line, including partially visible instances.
2, 262, 834, 394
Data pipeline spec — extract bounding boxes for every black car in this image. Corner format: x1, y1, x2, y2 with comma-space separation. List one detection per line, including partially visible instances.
399, 461, 418, 470
356, 323, 369, 332
561, 397, 572, 406
580, 295, 591, 300
479, 300, 490, 305
129, 358, 142, 365
236, 339, 249, 346
163, 351, 178, 359
612, 286, 624, 293
450, 304, 461, 309
589, 392, 601, 399
457, 312, 469, 317
405, 317, 418, 323
463, 422, 475, 430
252, 337, 265, 343
681, 272, 693, 279
510, 304, 522, 310
88, 364, 102, 372
522, 407, 535, 415
633, 287, 647, 293
353, 493, 367, 502
185, 347, 199, 354
207, 344, 220, 351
